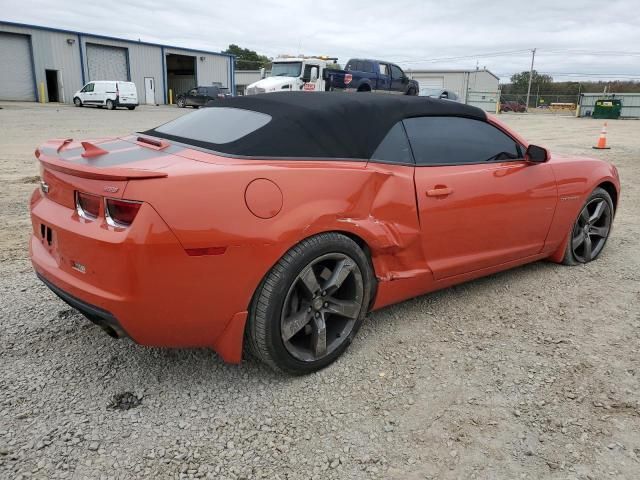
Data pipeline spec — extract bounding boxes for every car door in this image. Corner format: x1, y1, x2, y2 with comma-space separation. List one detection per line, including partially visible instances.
377, 63, 391, 91
79, 82, 95, 103
406, 116, 557, 280
185, 88, 198, 107
389, 64, 408, 93
194, 87, 209, 107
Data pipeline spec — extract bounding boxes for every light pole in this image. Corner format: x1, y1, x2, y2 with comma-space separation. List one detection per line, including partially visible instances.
525, 48, 536, 112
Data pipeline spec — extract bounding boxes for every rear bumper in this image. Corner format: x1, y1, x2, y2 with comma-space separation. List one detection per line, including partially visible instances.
37, 272, 127, 338
29, 189, 250, 362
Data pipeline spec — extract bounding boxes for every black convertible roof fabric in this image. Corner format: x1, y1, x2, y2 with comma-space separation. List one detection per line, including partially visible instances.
146, 92, 487, 159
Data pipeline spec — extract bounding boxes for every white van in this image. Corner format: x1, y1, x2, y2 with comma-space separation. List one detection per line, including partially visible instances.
73, 81, 138, 110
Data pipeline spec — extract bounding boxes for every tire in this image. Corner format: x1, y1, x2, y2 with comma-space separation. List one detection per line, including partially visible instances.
177, 98, 186, 108
357, 85, 371, 93
407, 87, 417, 96
127, 106, 136, 110
73, 97, 82, 107
562, 187, 614, 265
246, 233, 374, 374
106, 99, 115, 110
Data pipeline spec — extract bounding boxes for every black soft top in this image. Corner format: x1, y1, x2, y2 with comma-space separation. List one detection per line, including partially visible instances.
146, 92, 487, 159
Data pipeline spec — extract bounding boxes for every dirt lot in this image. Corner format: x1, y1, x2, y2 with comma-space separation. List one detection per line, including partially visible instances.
0, 102, 638, 480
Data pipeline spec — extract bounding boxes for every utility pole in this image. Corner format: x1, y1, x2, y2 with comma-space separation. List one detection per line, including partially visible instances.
525, 48, 536, 112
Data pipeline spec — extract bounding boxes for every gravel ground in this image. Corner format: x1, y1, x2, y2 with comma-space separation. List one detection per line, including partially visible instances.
0, 102, 639, 480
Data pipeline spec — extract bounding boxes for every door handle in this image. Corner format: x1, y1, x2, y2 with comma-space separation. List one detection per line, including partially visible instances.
426, 187, 453, 197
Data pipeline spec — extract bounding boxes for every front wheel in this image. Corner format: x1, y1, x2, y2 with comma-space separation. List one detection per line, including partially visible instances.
246, 233, 374, 374
73, 97, 82, 107
127, 106, 136, 110
562, 187, 614, 265
177, 98, 186, 108
407, 87, 417, 96
106, 99, 115, 110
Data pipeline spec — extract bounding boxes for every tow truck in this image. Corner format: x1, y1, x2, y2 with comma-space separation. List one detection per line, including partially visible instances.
245, 55, 339, 95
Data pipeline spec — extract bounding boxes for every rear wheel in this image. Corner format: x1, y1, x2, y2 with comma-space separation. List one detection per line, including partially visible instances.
106, 99, 115, 110
246, 233, 374, 374
562, 187, 614, 265
73, 97, 82, 107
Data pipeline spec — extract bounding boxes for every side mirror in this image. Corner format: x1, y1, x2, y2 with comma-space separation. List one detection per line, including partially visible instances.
526, 144, 548, 163
310, 67, 318, 82
260, 67, 266, 79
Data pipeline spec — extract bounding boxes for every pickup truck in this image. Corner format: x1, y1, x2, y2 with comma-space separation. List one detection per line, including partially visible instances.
326, 59, 419, 95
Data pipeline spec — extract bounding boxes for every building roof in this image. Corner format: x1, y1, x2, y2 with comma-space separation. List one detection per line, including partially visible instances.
0, 20, 234, 58
145, 91, 486, 159
405, 68, 499, 81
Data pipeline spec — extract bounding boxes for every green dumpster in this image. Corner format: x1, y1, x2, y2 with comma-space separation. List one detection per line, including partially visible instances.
592, 99, 622, 119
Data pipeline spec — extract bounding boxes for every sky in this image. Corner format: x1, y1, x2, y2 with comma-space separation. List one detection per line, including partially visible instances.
2, 0, 639, 83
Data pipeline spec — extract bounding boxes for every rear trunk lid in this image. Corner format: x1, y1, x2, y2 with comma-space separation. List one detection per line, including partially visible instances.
36, 135, 181, 209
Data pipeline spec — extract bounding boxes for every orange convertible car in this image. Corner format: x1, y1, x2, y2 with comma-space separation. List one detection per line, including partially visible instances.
30, 93, 620, 373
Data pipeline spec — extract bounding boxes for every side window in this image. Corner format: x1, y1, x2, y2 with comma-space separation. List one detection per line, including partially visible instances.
370, 123, 414, 165
379, 64, 389, 76
403, 116, 522, 166
81, 83, 94, 93
188, 88, 197, 96
390, 64, 404, 79
197, 87, 208, 95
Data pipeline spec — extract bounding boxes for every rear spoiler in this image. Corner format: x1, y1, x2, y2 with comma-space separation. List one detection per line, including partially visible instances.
36, 150, 168, 181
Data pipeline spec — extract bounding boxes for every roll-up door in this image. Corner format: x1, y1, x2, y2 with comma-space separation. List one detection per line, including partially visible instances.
86, 43, 129, 81
0, 32, 36, 101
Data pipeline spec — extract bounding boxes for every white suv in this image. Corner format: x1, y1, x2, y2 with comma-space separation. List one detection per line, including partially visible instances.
73, 81, 139, 110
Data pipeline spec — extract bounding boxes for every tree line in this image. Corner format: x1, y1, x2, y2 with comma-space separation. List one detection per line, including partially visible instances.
502, 70, 640, 95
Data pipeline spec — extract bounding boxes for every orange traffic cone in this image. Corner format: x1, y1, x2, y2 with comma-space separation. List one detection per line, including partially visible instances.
593, 122, 611, 150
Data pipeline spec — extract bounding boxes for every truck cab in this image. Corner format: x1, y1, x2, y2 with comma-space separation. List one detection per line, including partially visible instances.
245, 56, 338, 95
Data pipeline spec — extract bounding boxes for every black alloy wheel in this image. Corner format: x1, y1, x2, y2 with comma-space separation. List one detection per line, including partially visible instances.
280, 252, 364, 362
563, 187, 614, 265
246, 233, 374, 374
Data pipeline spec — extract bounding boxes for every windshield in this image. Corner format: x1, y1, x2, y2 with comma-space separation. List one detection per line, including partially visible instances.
270, 62, 303, 77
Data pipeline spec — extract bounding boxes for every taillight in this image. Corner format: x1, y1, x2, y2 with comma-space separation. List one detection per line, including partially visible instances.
76, 192, 101, 220
105, 198, 142, 227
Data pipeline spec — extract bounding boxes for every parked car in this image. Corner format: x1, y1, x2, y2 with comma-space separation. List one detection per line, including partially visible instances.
30, 92, 619, 374
176, 85, 232, 108
73, 81, 138, 110
327, 58, 419, 95
419, 88, 460, 102
501, 100, 526, 112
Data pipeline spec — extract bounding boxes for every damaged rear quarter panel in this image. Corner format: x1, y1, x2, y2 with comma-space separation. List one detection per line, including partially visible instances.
126, 157, 428, 310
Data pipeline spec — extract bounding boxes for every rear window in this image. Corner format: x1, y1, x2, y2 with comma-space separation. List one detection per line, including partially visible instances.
118, 83, 136, 93
154, 107, 272, 145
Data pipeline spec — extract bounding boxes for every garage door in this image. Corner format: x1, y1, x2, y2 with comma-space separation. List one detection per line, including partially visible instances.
0, 32, 36, 101
414, 76, 444, 95
86, 43, 129, 81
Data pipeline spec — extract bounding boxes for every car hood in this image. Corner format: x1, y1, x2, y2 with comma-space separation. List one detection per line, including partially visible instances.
248, 76, 299, 91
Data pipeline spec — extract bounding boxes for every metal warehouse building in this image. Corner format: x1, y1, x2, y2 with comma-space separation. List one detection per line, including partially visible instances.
406, 68, 500, 112
0, 21, 235, 104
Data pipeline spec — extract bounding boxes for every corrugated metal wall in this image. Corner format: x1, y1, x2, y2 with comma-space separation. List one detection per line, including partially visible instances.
0, 23, 83, 103
406, 70, 499, 112
80, 36, 164, 105
0, 22, 233, 104
579, 93, 640, 118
